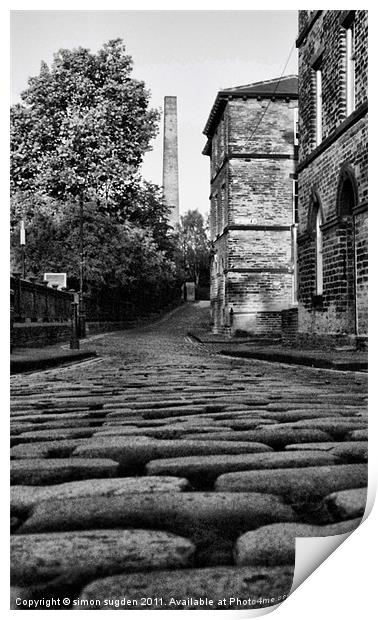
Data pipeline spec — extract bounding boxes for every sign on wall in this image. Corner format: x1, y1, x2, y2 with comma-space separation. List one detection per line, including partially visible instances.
44, 273, 67, 289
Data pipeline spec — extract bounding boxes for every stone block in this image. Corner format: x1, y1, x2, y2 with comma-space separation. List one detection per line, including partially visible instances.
11, 477, 190, 512
324, 488, 367, 520
235, 519, 362, 566
11, 530, 195, 587
256, 419, 367, 440
285, 441, 368, 462
215, 464, 368, 502
10, 458, 119, 486
349, 429, 368, 441
330, 441, 368, 462
18, 492, 295, 541
173, 428, 332, 447
12, 427, 96, 444
11, 439, 82, 459
284, 442, 338, 451
146, 451, 338, 478
73, 438, 274, 468
76, 565, 294, 609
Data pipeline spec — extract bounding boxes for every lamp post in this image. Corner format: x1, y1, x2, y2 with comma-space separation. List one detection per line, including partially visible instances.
20, 220, 26, 278
78, 193, 86, 338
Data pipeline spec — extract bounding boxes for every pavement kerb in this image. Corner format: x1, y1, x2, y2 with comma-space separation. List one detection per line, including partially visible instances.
10, 349, 97, 375
187, 331, 367, 372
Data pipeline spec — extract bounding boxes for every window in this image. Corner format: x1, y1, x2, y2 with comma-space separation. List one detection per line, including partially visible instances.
221, 185, 226, 229
315, 206, 323, 295
293, 108, 299, 146
210, 194, 216, 240
216, 193, 222, 236
346, 23, 356, 115
292, 179, 299, 224
292, 178, 299, 302
308, 193, 323, 299
315, 69, 322, 145
213, 193, 218, 236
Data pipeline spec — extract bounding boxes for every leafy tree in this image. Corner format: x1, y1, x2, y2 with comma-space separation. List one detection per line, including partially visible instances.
174, 210, 210, 289
10, 199, 177, 296
10, 39, 182, 316
126, 180, 174, 251
10, 39, 159, 220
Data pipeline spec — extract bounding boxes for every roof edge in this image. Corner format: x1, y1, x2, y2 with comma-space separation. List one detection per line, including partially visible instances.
203, 76, 298, 137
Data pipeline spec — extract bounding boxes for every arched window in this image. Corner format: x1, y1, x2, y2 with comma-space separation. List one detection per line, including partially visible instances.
315, 205, 323, 294
337, 165, 358, 218
308, 191, 323, 297
335, 165, 358, 333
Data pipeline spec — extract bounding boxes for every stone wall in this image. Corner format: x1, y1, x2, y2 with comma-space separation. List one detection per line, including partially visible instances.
228, 99, 297, 156
12, 323, 72, 348
210, 235, 228, 334
11, 276, 73, 323
208, 95, 298, 335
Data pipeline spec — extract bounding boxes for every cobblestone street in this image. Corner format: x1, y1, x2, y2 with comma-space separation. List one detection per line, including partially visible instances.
10, 302, 368, 610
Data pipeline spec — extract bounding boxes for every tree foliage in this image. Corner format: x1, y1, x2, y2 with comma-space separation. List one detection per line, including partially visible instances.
174, 210, 210, 288
10, 197, 176, 296
10, 39, 159, 220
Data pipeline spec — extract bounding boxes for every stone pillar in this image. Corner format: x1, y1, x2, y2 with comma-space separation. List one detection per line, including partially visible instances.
162, 96, 179, 227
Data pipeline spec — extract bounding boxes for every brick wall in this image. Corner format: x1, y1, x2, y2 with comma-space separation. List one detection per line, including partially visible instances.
298, 10, 368, 160
355, 211, 368, 335
297, 116, 368, 238
281, 307, 299, 344
297, 10, 368, 340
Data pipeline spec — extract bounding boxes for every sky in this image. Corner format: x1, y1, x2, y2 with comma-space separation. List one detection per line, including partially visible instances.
10, 10, 298, 218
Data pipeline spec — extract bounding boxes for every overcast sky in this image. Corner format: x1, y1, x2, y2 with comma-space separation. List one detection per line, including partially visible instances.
11, 10, 298, 218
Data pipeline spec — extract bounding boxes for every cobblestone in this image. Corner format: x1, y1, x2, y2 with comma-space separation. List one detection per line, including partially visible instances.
10, 303, 368, 608
324, 488, 368, 520
215, 464, 367, 501
76, 565, 294, 609
11, 477, 190, 512
11, 458, 119, 485
235, 519, 362, 566
146, 450, 339, 479
11, 439, 82, 459
11, 530, 195, 587
181, 428, 332, 446
73, 438, 274, 469
18, 492, 296, 540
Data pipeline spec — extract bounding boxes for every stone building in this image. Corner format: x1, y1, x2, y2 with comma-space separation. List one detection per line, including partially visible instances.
296, 10, 368, 345
203, 76, 299, 335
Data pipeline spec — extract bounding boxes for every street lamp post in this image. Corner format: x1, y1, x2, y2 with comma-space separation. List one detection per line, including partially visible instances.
78, 193, 86, 338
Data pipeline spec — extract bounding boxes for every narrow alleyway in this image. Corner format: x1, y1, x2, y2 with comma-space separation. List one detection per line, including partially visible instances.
10, 302, 368, 610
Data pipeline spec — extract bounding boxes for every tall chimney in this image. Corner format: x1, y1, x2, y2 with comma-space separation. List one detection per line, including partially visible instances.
162, 96, 179, 227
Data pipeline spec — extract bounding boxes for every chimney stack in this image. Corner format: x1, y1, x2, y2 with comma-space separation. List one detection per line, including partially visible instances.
162, 96, 179, 227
